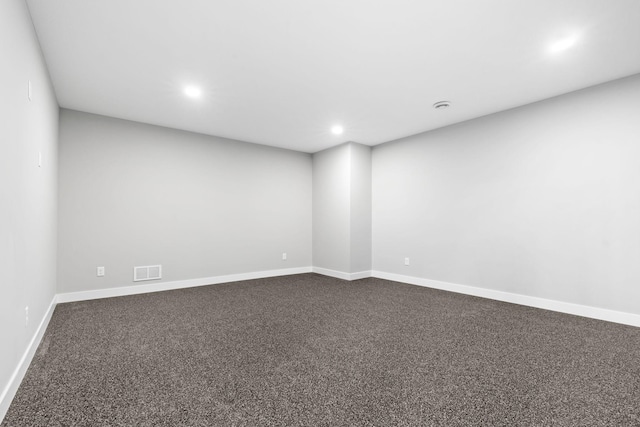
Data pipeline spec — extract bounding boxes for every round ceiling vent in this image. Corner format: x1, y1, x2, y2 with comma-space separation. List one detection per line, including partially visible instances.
433, 101, 451, 110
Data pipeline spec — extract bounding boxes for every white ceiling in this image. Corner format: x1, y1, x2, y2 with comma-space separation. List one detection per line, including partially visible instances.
26, 0, 640, 153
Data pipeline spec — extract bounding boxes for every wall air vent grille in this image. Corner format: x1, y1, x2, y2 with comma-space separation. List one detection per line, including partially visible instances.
134, 265, 162, 282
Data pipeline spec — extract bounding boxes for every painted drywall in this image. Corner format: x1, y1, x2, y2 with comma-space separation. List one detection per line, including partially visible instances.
0, 0, 59, 416
312, 142, 372, 275
312, 143, 351, 273
58, 110, 312, 293
373, 73, 640, 315
349, 143, 372, 273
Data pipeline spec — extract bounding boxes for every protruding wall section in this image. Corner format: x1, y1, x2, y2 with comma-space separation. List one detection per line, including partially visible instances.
349, 143, 372, 276
312, 142, 372, 279
312, 143, 351, 275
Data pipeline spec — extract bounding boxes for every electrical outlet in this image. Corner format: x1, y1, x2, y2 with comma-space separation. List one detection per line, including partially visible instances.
25, 306, 29, 327
97, 266, 105, 277
282, 252, 287, 261
404, 257, 410, 266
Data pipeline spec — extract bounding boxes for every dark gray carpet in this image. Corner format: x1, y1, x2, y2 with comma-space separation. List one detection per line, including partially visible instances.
3, 274, 640, 426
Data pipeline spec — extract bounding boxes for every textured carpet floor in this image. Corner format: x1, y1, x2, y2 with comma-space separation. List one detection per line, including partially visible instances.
3, 274, 640, 426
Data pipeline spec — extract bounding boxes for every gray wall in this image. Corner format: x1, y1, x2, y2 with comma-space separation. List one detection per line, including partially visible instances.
349, 143, 372, 273
313, 142, 371, 274
312, 143, 351, 272
372, 73, 640, 315
0, 0, 59, 409
58, 110, 312, 293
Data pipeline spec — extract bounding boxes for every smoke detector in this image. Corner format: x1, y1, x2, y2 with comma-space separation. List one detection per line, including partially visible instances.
433, 101, 451, 110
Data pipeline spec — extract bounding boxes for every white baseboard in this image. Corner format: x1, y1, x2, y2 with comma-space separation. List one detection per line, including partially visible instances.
56, 267, 313, 304
312, 267, 351, 280
312, 267, 371, 281
371, 271, 640, 328
350, 270, 372, 280
0, 296, 57, 423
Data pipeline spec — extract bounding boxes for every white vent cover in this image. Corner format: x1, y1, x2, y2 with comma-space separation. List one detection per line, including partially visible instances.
133, 265, 162, 282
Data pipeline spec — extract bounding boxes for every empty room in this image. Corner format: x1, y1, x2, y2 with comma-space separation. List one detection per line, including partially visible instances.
2, 0, 640, 425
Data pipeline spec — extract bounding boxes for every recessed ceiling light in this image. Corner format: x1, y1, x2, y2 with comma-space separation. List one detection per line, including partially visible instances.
433, 101, 451, 110
331, 125, 344, 135
184, 85, 202, 98
549, 35, 578, 53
